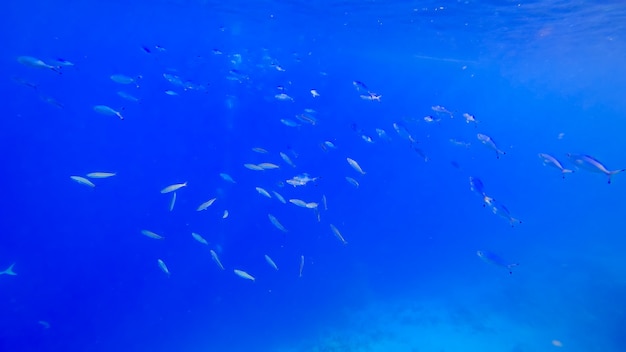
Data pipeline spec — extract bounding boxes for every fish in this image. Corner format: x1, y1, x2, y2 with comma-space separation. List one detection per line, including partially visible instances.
476, 133, 506, 158
86, 172, 116, 179
110, 74, 138, 85
220, 173, 236, 183
258, 163, 280, 170
252, 147, 268, 154
223, 210, 229, 219
392, 122, 417, 144
161, 182, 187, 194
346, 158, 366, 174
169, 192, 176, 211
141, 230, 164, 240
288, 199, 309, 208
117, 91, 139, 102
17, 56, 61, 74
306, 202, 318, 209
538, 153, 573, 178
197, 198, 217, 211
322, 195, 328, 210
272, 191, 287, 204
310, 89, 320, 97
70, 176, 95, 188
280, 152, 296, 167
423, 115, 440, 123
299, 255, 305, 277
0, 263, 17, 276
264, 255, 279, 270
449, 138, 471, 148
93, 105, 124, 120
268, 214, 288, 232
352, 80, 369, 92
463, 113, 478, 125
157, 259, 170, 277
210, 250, 225, 270
566, 153, 625, 184
360, 93, 382, 101
323, 141, 337, 149
345, 177, 359, 188
376, 128, 390, 141
330, 224, 348, 245
280, 118, 300, 127
165, 90, 178, 96
52, 58, 74, 67
469, 176, 487, 198
483, 197, 521, 227
286, 174, 319, 187
244, 163, 264, 171
431, 105, 453, 118
275, 93, 294, 101
256, 187, 272, 199
234, 269, 255, 281
477, 250, 519, 275
191, 232, 208, 245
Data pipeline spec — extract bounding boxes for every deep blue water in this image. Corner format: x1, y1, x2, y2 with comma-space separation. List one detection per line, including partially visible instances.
2, 1, 626, 351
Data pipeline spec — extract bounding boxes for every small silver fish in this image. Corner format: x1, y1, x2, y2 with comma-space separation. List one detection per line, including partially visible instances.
566, 153, 625, 184
477, 133, 505, 158
483, 197, 521, 227
538, 153, 573, 178
477, 250, 518, 275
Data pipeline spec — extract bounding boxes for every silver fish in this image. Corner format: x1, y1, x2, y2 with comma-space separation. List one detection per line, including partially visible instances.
484, 197, 521, 227
477, 250, 518, 275
476, 133, 505, 158
566, 153, 625, 184
538, 153, 573, 178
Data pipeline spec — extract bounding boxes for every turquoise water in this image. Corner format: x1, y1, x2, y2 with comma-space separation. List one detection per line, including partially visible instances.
3, 1, 626, 351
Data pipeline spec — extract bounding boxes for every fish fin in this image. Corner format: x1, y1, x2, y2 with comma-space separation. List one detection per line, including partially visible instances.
507, 263, 519, 275
0, 263, 17, 276
608, 169, 626, 184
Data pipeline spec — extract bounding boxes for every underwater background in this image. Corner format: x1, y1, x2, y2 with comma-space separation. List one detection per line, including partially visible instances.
2, 1, 626, 351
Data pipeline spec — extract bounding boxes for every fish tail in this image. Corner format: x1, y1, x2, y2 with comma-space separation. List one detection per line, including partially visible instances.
608, 169, 626, 184
509, 217, 521, 227
0, 263, 16, 276
506, 263, 519, 275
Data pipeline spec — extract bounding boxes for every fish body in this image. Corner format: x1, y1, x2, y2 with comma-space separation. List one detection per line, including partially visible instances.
86, 172, 116, 179
477, 250, 518, 274
256, 187, 272, 199
310, 89, 320, 97
191, 232, 209, 245
117, 91, 139, 102
94, 105, 124, 120
431, 105, 453, 118
169, 192, 176, 211
210, 250, 225, 270
289, 199, 308, 208
539, 153, 573, 178
234, 269, 255, 281
346, 158, 366, 174
275, 93, 294, 101
17, 56, 60, 73
477, 133, 505, 158
197, 198, 217, 211
286, 174, 318, 187
484, 197, 521, 226
330, 224, 348, 245
264, 255, 279, 270
220, 173, 236, 183
280, 152, 296, 167
258, 163, 280, 170
157, 259, 170, 276
345, 177, 359, 188
161, 182, 187, 194
272, 191, 287, 204
280, 119, 300, 127
268, 214, 287, 232
566, 153, 625, 184
469, 176, 486, 197
244, 163, 264, 171
70, 176, 95, 188
141, 230, 164, 240
463, 113, 477, 124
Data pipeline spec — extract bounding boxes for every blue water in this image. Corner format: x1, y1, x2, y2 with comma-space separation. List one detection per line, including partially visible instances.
3, 1, 626, 351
